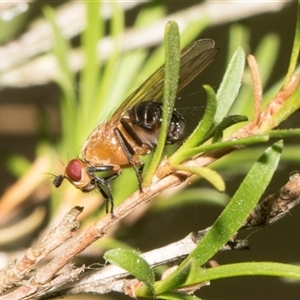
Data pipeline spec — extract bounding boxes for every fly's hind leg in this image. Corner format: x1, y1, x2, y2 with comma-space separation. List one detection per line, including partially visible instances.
114, 127, 144, 193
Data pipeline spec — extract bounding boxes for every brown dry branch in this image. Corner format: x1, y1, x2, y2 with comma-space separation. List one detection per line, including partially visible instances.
32, 231, 249, 299
0, 206, 82, 294
229, 73, 300, 140
3, 170, 300, 299
0, 173, 237, 299
256, 72, 300, 131
0, 266, 85, 300
243, 171, 300, 228
41, 172, 300, 298
25, 266, 85, 300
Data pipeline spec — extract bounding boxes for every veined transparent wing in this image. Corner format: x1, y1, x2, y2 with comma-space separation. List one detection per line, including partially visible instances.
113, 39, 219, 120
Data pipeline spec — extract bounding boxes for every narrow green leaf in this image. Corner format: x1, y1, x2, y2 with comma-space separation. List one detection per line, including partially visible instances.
269, 128, 300, 138
231, 34, 280, 117
180, 134, 270, 159
210, 115, 248, 143
104, 248, 155, 294
5, 154, 30, 177
180, 18, 210, 47
43, 6, 77, 152
138, 18, 209, 87
170, 85, 217, 164
154, 261, 192, 295
254, 34, 280, 88
214, 47, 245, 125
264, 76, 300, 131
153, 188, 229, 211
79, 1, 102, 135
138, 259, 201, 298
211, 126, 223, 143
134, 4, 166, 27
228, 24, 250, 64
283, 0, 300, 88
186, 140, 282, 265
171, 49, 246, 164
173, 165, 225, 192
189, 85, 217, 146
184, 262, 300, 286
216, 115, 248, 131
43, 7, 74, 93
159, 21, 181, 147
163, 141, 283, 289
144, 21, 180, 185
95, 2, 124, 122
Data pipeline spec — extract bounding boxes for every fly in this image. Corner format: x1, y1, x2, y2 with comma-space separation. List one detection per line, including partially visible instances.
53, 39, 219, 214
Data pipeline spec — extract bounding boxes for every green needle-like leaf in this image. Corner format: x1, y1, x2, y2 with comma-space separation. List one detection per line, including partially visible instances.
284, 0, 300, 88
43, 6, 77, 153
181, 134, 270, 159
184, 262, 300, 286
214, 47, 245, 125
154, 261, 192, 295
104, 248, 155, 295
155, 140, 282, 294
145, 21, 180, 185
170, 85, 217, 164
185, 140, 282, 266
173, 165, 225, 192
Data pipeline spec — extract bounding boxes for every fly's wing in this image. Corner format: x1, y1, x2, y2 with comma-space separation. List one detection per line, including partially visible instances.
83, 39, 219, 155
114, 39, 219, 119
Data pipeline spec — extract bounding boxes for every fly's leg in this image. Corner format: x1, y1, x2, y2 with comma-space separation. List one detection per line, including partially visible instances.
120, 118, 145, 148
86, 165, 121, 214
114, 127, 144, 192
95, 172, 120, 214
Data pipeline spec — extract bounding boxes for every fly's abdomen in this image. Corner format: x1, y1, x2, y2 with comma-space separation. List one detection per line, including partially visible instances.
124, 100, 185, 148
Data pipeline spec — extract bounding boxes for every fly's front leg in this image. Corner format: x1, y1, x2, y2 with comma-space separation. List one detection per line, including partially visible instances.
86, 165, 121, 214
95, 172, 121, 214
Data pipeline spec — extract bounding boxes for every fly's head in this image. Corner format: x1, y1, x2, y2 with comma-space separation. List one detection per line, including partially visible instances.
53, 159, 95, 192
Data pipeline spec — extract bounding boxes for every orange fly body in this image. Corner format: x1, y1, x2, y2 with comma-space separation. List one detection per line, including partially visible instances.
53, 39, 219, 213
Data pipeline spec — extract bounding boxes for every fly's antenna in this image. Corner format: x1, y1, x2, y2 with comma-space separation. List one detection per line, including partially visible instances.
52, 174, 65, 188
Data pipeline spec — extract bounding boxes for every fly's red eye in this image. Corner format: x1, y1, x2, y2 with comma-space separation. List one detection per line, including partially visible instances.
66, 159, 82, 182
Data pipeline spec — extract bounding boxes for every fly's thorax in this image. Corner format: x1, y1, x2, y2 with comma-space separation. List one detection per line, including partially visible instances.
81, 120, 131, 167
82, 121, 110, 152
